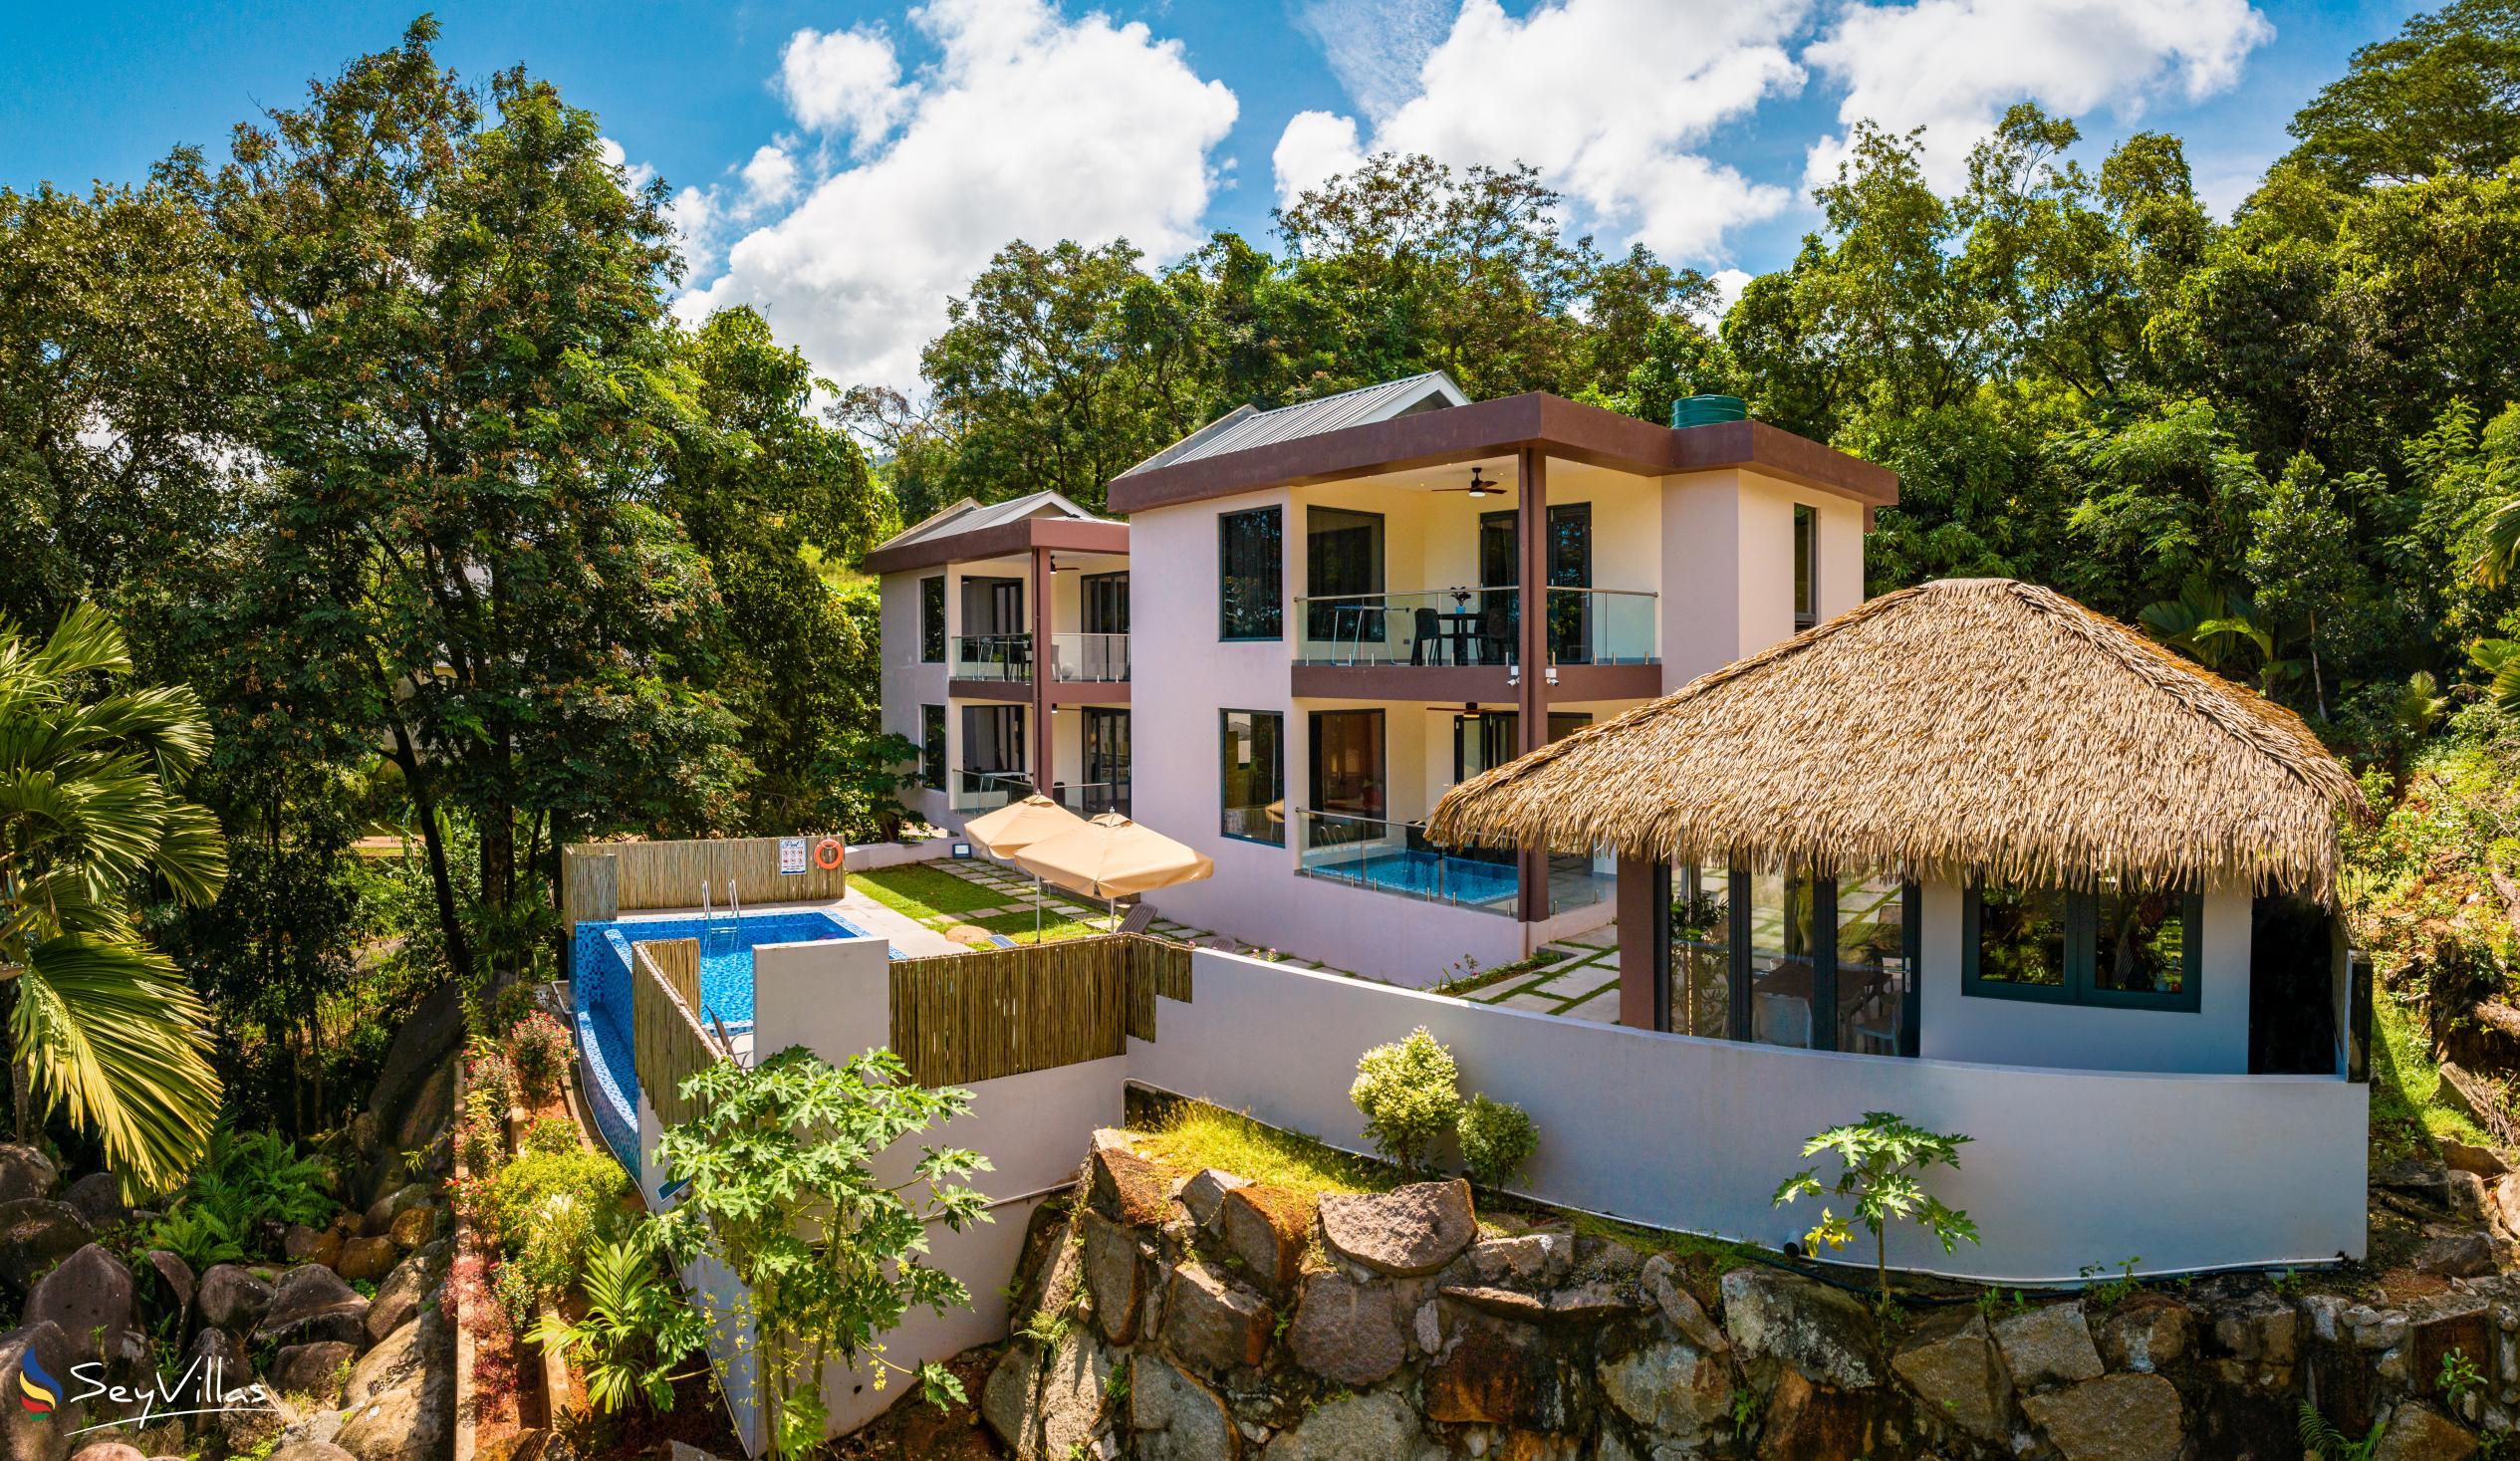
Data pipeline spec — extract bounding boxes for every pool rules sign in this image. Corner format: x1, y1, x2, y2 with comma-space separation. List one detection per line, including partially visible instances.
779, 838, 809, 874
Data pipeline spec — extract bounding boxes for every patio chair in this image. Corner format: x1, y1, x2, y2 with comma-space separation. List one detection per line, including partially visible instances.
1116, 902, 1157, 935
1478, 601, 1512, 665
1409, 606, 1445, 665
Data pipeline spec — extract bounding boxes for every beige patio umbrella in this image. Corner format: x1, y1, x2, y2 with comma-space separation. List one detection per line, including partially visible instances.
1011, 812, 1216, 929
962, 795, 1089, 940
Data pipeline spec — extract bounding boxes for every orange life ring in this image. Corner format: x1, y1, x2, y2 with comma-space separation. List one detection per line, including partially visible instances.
812, 837, 845, 870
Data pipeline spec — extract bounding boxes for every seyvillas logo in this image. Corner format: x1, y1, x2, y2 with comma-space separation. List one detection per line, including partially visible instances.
9, 1351, 276, 1435
17, 1353, 56, 1415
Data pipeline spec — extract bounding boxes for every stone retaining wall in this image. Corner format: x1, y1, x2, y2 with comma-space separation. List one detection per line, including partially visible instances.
972, 1133, 2509, 1460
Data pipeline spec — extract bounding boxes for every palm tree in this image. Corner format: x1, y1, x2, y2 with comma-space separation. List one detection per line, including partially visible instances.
0, 604, 224, 1194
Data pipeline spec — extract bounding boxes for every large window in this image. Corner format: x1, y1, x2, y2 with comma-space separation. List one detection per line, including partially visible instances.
1220, 710, 1284, 845
1219, 507, 1284, 640
1964, 880, 2201, 1011
1305, 506, 1384, 641
918, 577, 946, 662
1668, 865, 1732, 1040
920, 705, 945, 791
1308, 710, 1386, 821
1082, 572, 1130, 635
1662, 867, 1918, 1053
1793, 504, 1818, 631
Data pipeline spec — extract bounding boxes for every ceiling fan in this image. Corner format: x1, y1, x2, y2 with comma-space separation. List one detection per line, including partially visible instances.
1428, 466, 1504, 498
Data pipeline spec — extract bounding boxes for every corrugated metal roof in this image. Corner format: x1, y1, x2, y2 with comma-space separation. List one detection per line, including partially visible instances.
1117, 371, 1469, 478
873, 488, 1114, 552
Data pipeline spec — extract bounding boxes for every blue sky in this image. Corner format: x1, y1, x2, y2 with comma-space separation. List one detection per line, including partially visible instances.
0, 0, 2426, 391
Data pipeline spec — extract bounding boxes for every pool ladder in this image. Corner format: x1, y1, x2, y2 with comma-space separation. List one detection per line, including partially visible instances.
699, 877, 741, 954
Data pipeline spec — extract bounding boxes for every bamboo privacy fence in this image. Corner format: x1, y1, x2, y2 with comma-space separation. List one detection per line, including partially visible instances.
632, 941, 724, 1132
565, 836, 850, 918
887, 934, 1192, 1088
634, 938, 701, 1018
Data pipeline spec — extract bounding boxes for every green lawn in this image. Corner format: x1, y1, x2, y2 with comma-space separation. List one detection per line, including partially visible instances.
853, 864, 1008, 920
852, 863, 1109, 946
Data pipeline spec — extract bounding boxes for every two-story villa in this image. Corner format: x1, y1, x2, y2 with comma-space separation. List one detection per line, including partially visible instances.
870, 492, 1134, 824
874, 373, 1897, 983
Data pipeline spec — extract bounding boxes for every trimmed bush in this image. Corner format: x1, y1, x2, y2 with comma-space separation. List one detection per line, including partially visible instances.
1349, 1027, 1461, 1174
1458, 1095, 1539, 1189
486, 1144, 628, 1298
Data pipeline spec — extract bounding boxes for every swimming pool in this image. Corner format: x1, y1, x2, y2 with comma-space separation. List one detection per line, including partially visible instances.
1302, 848, 1519, 907
569, 910, 878, 1167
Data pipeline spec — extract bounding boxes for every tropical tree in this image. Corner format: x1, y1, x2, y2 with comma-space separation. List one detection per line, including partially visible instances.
0, 604, 223, 1192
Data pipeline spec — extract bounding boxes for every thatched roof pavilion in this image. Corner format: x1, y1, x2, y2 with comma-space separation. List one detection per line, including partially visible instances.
1426, 578, 2369, 902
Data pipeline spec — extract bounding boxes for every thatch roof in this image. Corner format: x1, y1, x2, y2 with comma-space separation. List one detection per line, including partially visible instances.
1426, 579, 2369, 902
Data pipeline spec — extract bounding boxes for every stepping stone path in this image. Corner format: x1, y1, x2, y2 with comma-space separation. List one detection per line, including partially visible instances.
1453, 922, 1627, 1022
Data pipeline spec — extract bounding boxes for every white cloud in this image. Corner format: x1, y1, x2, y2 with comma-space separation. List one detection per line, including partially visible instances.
683, 0, 1238, 391
1804, 0, 2275, 190
1290, 0, 1454, 120
740, 144, 800, 210
1696, 268, 1750, 330
780, 25, 908, 142
1275, 0, 1810, 264
1272, 111, 1367, 207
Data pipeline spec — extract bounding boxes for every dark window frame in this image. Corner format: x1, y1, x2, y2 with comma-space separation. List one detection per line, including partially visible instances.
1305, 505, 1386, 642
1793, 504, 1818, 631
919, 704, 945, 791
918, 576, 946, 662
1218, 506, 1284, 641
1219, 708, 1285, 847
1082, 571, 1130, 635
1962, 883, 2204, 1012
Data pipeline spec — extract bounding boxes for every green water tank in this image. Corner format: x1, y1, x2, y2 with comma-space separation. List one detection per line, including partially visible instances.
1669, 394, 1748, 428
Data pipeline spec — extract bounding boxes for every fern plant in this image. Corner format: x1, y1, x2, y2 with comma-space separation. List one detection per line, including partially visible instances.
2297, 1401, 2386, 1461
144, 1203, 247, 1272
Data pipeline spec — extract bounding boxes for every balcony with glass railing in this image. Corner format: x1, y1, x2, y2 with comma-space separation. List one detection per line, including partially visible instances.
1049, 632, 1130, 682
951, 633, 1033, 683
951, 769, 1030, 813
1291, 588, 1655, 667
952, 632, 1130, 684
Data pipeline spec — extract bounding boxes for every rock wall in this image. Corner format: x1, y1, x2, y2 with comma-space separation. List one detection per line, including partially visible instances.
976, 1132, 2509, 1461
0, 1000, 461, 1461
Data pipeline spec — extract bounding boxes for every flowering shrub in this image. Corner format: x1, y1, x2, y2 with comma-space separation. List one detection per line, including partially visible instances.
466, 1043, 517, 1112
509, 1011, 572, 1107
1349, 1027, 1461, 1174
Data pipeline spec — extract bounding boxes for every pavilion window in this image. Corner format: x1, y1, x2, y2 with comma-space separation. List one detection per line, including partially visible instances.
1834, 873, 1913, 1054
1747, 872, 1823, 1050
1964, 879, 2201, 1011
1666, 865, 1733, 1040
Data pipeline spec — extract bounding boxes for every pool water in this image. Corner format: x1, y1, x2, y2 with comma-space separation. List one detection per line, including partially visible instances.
1310, 849, 1518, 906
569, 910, 876, 1167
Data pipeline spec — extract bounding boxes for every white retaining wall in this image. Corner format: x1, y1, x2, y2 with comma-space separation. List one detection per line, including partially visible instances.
649, 938, 2368, 1450
1130, 948, 2369, 1286
656, 937, 1122, 1451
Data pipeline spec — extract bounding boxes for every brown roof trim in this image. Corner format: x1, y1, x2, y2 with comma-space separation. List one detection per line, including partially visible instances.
864, 516, 1129, 575
1104, 391, 1897, 513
